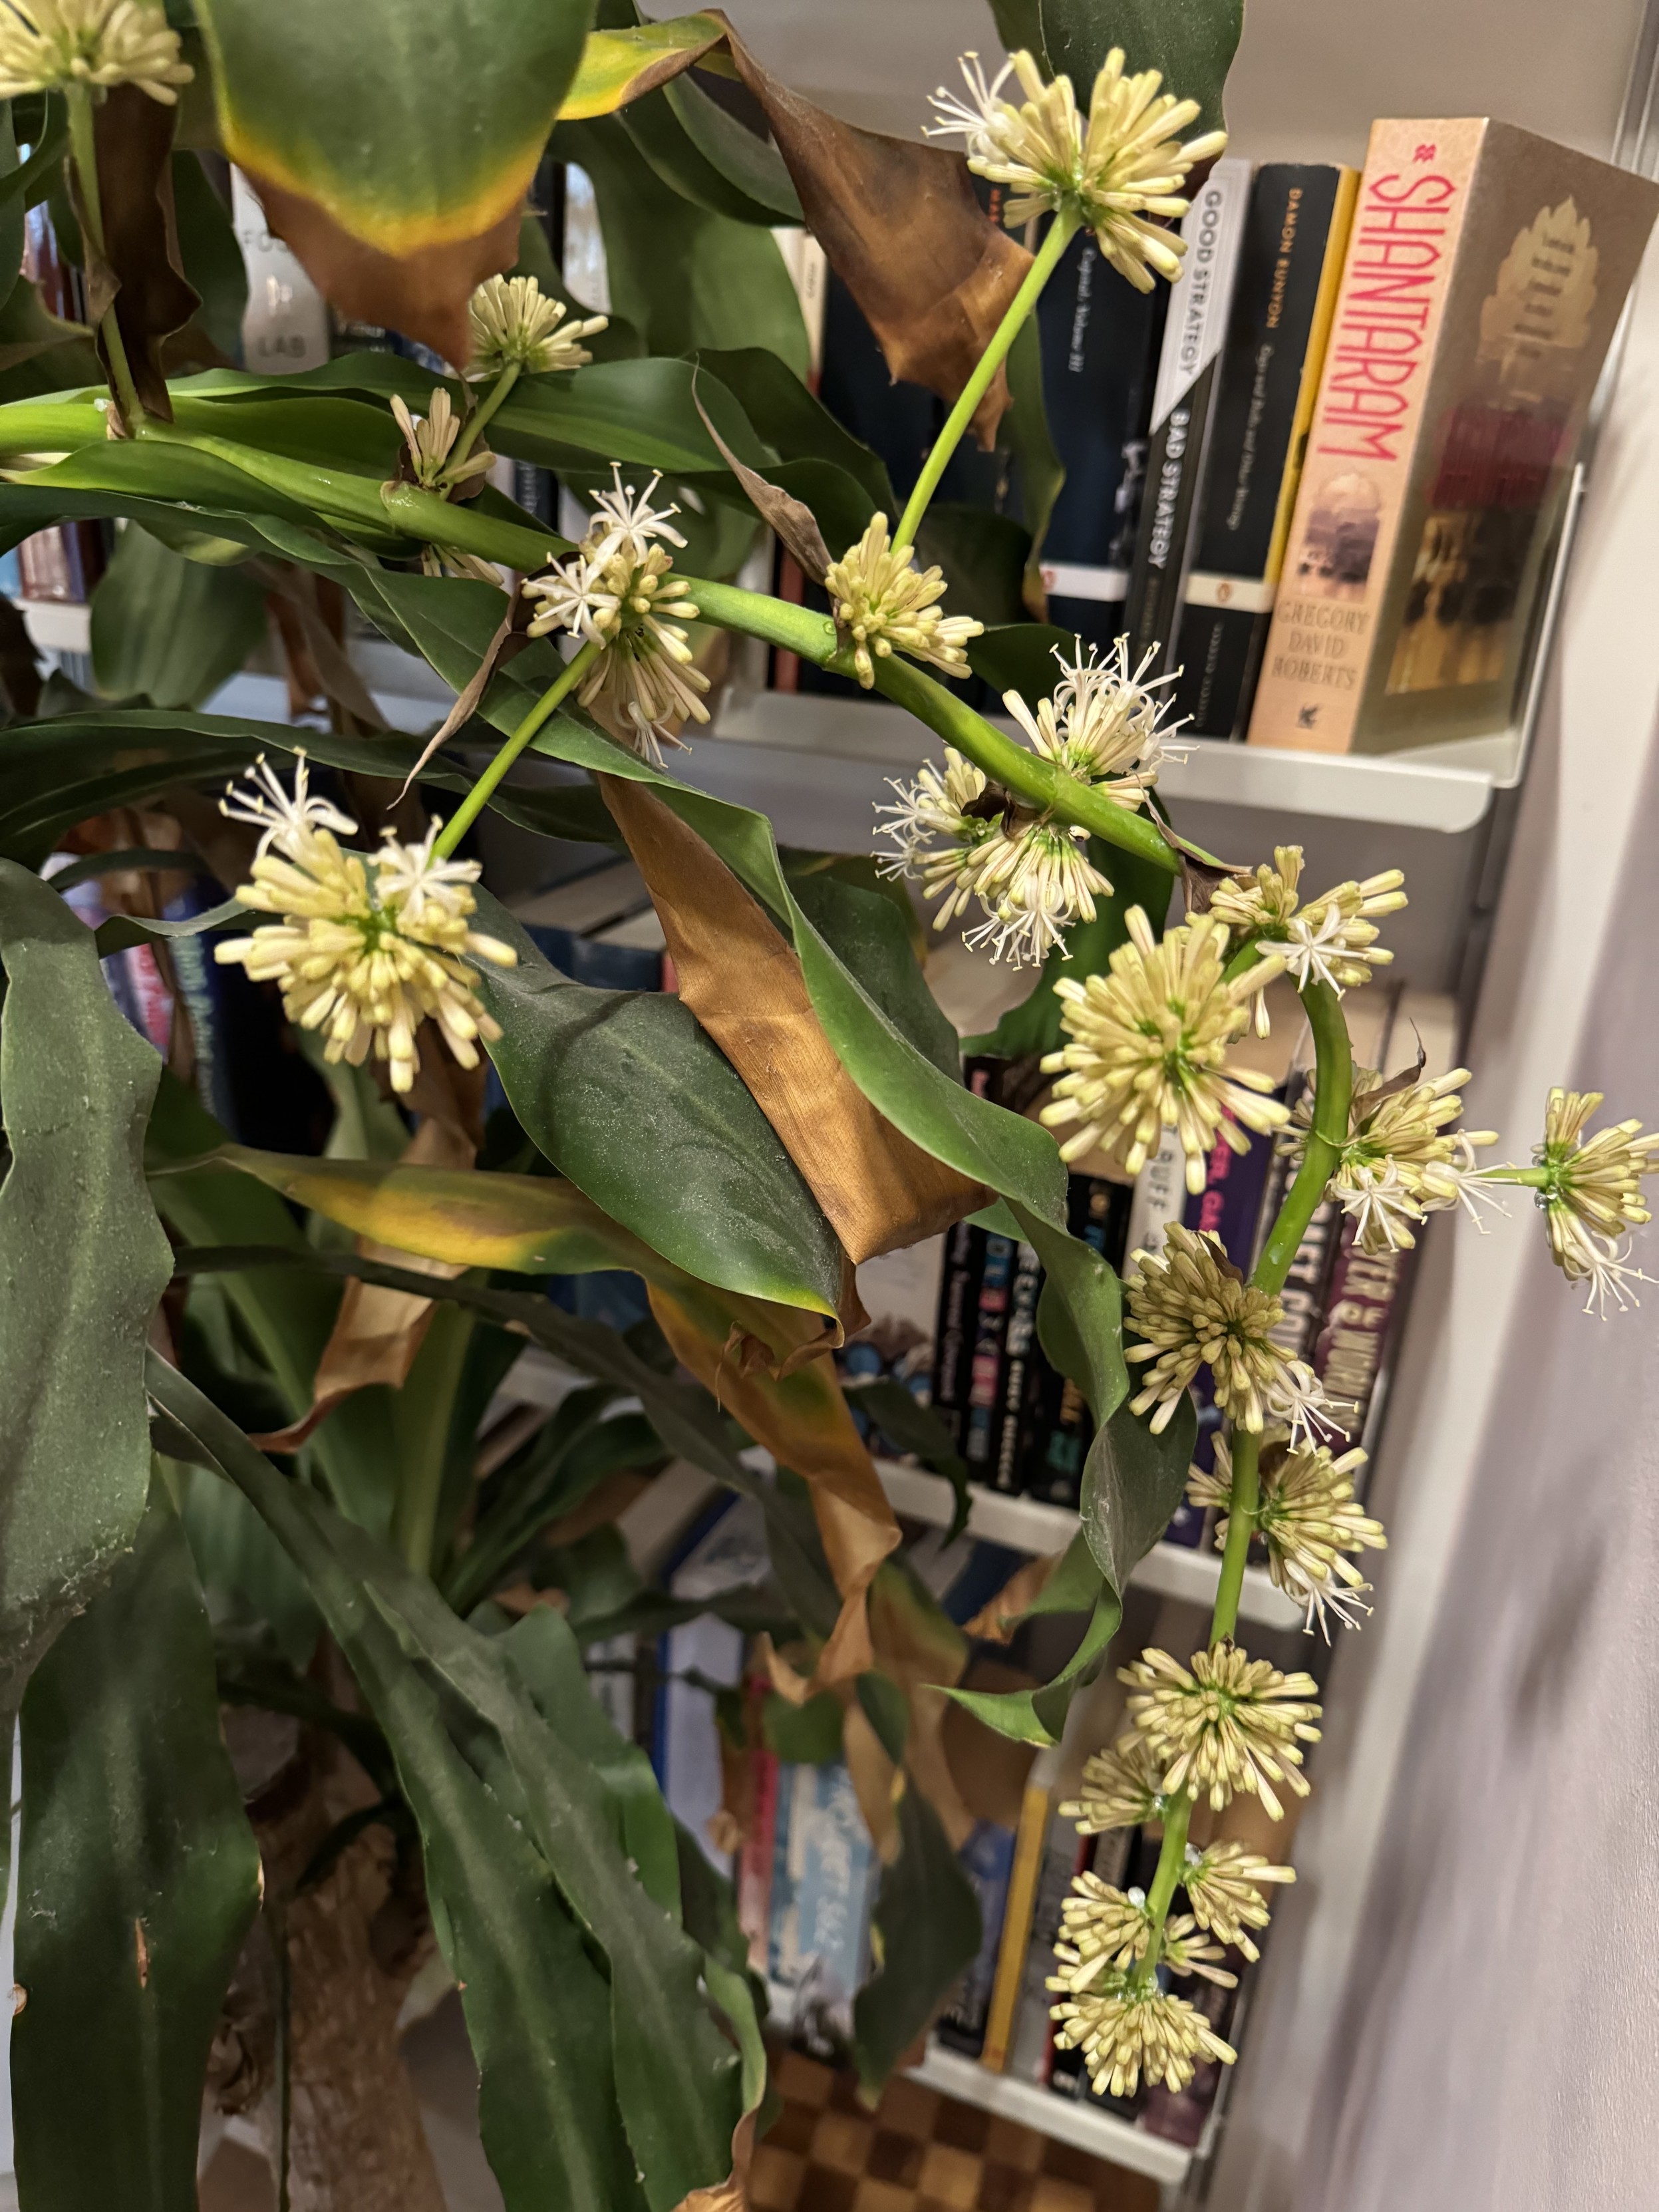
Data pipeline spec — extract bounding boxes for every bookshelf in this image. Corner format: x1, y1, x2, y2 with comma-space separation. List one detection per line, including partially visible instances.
874, 1458, 1302, 1630
907, 2043, 1194, 2197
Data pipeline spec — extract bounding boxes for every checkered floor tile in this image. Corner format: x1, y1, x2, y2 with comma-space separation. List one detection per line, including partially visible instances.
752, 2049, 1159, 2212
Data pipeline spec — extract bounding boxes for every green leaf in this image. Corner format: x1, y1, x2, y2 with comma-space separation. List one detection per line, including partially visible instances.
788, 868, 960, 1081
148, 1073, 401, 1539
762, 1689, 844, 1764
989, 0, 1046, 53
966, 618, 1078, 700
1081, 1389, 1198, 1598
504, 1605, 682, 1917
90, 524, 269, 708
947, 1587, 1122, 1746
149, 1358, 745, 2212
13, 1482, 261, 2212
914, 502, 1032, 631
694, 345, 893, 512
595, 0, 800, 226
1038, 0, 1245, 137
0, 704, 607, 869
474, 887, 850, 1323
193, 0, 595, 361
170, 1239, 845, 1644
0, 102, 23, 320
851, 1781, 981, 2094
555, 114, 809, 379
170, 152, 249, 359
0, 864, 173, 1712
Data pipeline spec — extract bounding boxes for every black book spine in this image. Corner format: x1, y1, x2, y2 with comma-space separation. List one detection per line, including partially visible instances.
1123, 160, 1253, 673
1173, 164, 1358, 738
1020, 1176, 1134, 1506
931, 1219, 987, 1451
963, 1233, 1018, 1481
1034, 227, 1167, 652
991, 1242, 1044, 1494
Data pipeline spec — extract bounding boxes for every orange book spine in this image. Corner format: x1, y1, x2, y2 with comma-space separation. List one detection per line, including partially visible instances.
1246, 119, 1487, 753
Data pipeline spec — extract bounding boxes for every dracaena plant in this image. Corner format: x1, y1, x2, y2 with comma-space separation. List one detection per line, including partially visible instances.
0, 0, 1651, 2206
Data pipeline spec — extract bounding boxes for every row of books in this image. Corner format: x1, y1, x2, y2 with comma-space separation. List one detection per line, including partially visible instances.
922, 980, 1451, 1531
732, 117, 1653, 760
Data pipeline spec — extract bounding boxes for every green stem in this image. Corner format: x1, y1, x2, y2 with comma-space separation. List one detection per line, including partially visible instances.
451, 361, 520, 469
64, 85, 146, 436
432, 637, 603, 860
893, 209, 1078, 553
870, 652, 1179, 877
1486, 1165, 1549, 1188
1207, 1430, 1261, 1646
391, 1302, 475, 1575
1252, 979, 1354, 1299
1133, 979, 1356, 1981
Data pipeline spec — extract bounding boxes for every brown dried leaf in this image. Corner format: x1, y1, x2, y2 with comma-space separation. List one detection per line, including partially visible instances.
241, 172, 519, 369
691, 383, 831, 585
394, 593, 526, 803
710, 12, 1032, 448
647, 1283, 899, 1686
90, 84, 201, 420
601, 777, 986, 1262
671, 2110, 757, 2212
960, 1549, 1066, 1643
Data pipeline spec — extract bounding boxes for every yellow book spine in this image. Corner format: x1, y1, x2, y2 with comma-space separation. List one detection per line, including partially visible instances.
979, 1780, 1051, 2074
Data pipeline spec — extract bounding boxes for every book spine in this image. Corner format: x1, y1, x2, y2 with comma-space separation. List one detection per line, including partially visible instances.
1312, 1227, 1410, 1451
164, 881, 239, 1134
1173, 164, 1358, 738
963, 1234, 1018, 1482
1020, 1174, 1134, 1505
931, 1221, 986, 1450
1123, 158, 1254, 671
990, 1242, 1044, 1495
935, 1819, 1018, 2058
736, 1740, 780, 1973
980, 1775, 1054, 2073
1247, 120, 1488, 752
1034, 228, 1167, 645
1123, 1128, 1190, 1266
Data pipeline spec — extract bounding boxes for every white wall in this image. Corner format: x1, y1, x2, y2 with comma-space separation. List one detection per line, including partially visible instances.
1211, 60, 1659, 2212
657, 0, 1648, 159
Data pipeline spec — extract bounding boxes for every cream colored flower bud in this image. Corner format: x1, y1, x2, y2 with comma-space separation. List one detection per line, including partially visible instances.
467, 274, 607, 378
0, 0, 192, 103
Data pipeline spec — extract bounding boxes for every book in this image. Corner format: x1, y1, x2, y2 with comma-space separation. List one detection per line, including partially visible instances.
767, 1757, 878, 2056
1247, 119, 1659, 754
935, 1818, 1020, 2058
1020, 1174, 1133, 1508
990, 1242, 1044, 1495
655, 1494, 770, 1873
1123, 156, 1255, 672
735, 1734, 780, 1973
963, 1231, 1018, 1481
929, 1219, 986, 1452
1034, 228, 1167, 649
230, 167, 331, 373
1171, 164, 1358, 738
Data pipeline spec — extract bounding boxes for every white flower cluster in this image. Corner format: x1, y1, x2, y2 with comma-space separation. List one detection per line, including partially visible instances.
875, 641, 1181, 968
522, 468, 710, 762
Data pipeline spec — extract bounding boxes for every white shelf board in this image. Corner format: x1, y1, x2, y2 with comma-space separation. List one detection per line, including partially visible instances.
704, 687, 1508, 837
13, 595, 90, 654
875, 1458, 1302, 1631
907, 2041, 1191, 2189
